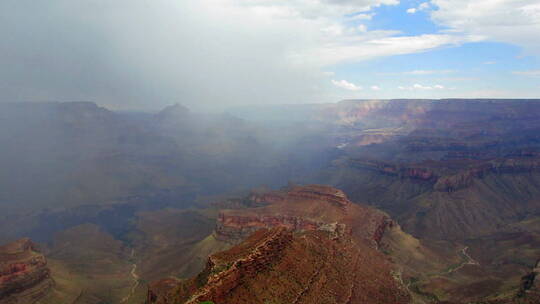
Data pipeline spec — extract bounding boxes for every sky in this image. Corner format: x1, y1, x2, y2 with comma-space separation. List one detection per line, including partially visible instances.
0, 0, 539, 110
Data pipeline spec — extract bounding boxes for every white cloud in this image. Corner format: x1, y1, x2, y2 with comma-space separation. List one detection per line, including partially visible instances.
234, 0, 399, 20
371, 85, 381, 90
430, 0, 540, 55
296, 33, 481, 66
0, 0, 430, 108
6, 0, 533, 108
483, 61, 497, 65
413, 83, 432, 90
512, 70, 540, 76
332, 79, 363, 91
357, 24, 368, 33
232, 0, 480, 67
399, 83, 446, 90
407, 2, 431, 14
419, 2, 430, 10
348, 13, 373, 20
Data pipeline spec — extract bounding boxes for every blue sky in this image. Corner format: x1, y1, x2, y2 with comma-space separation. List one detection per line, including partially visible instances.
326, 0, 540, 100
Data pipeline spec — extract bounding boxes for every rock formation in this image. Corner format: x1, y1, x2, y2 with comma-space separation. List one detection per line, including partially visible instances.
147, 227, 411, 304
214, 185, 393, 248
145, 185, 429, 303
515, 259, 540, 303
0, 238, 53, 304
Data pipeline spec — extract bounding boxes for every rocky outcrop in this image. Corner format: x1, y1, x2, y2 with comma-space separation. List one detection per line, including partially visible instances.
516, 259, 540, 303
185, 228, 294, 304
147, 278, 182, 304
214, 185, 392, 248
348, 157, 540, 192
0, 238, 53, 304
215, 213, 324, 241
148, 227, 411, 304
146, 185, 415, 304
286, 185, 352, 208
434, 158, 540, 192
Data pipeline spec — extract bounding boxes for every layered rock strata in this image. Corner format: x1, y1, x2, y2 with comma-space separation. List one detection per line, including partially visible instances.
0, 238, 53, 304
148, 227, 410, 304
214, 185, 393, 248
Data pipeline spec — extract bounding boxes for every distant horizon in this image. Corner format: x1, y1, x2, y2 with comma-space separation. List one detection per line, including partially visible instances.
4, 97, 540, 113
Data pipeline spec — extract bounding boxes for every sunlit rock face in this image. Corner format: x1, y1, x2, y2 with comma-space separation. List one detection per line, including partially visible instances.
0, 238, 53, 304
214, 185, 393, 248
146, 185, 415, 304
147, 227, 411, 304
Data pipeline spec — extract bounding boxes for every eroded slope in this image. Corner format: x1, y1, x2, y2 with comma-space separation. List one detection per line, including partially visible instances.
148, 227, 410, 304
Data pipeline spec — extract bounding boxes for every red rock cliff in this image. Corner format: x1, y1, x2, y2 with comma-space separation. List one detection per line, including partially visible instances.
0, 238, 53, 303
148, 227, 410, 304
215, 185, 392, 248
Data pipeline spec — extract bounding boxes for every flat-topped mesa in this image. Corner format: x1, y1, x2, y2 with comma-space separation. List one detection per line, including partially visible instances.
247, 185, 353, 212
0, 238, 35, 256
287, 185, 352, 209
0, 238, 53, 303
215, 213, 324, 242
214, 185, 392, 249
248, 192, 285, 204
248, 185, 352, 209
215, 185, 356, 243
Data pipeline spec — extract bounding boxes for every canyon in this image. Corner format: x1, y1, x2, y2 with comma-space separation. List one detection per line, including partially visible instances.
146, 185, 455, 303
0, 99, 539, 303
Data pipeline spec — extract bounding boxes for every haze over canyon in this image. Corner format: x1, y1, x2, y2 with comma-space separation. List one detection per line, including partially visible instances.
2, 1, 540, 303
0, 99, 539, 304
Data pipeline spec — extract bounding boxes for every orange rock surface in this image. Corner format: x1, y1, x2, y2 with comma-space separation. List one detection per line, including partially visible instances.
0, 238, 53, 303
215, 185, 394, 248
149, 227, 410, 304
147, 185, 411, 304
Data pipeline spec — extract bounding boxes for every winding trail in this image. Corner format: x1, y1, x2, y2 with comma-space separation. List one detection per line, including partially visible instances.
461, 246, 479, 266
444, 246, 480, 275
403, 246, 481, 303
120, 249, 139, 303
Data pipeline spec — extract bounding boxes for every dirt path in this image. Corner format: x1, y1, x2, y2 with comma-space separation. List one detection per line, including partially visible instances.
444, 246, 480, 275
461, 246, 479, 265
120, 249, 139, 303
403, 246, 481, 303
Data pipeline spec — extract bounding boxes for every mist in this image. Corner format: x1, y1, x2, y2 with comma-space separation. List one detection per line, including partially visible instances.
0, 0, 334, 111
2, 1, 540, 303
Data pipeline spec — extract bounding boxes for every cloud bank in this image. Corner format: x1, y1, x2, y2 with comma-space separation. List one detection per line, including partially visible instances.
431, 0, 540, 54
0, 0, 539, 109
